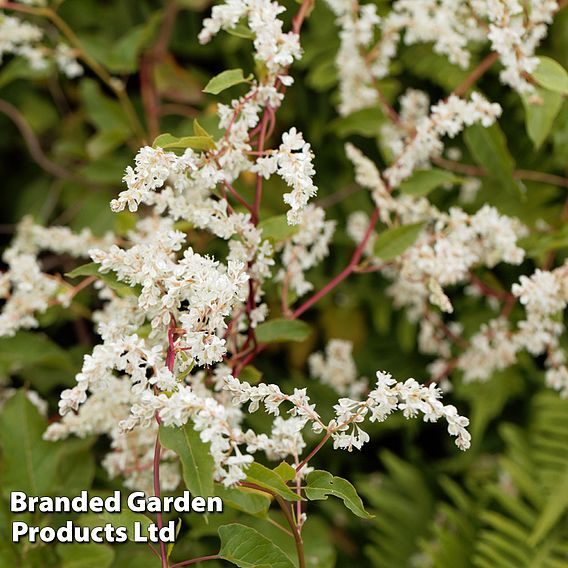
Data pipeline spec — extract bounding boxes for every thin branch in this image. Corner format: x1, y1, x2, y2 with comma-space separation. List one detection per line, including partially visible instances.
266, 515, 294, 537
170, 555, 221, 567
292, 207, 381, 319
0, 2, 146, 142
292, 0, 313, 34
223, 179, 254, 213
153, 429, 168, 568
0, 99, 97, 186
433, 156, 568, 189
453, 52, 500, 97
296, 432, 331, 473
252, 109, 270, 224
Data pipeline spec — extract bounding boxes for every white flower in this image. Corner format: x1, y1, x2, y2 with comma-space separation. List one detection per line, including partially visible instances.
309, 339, 367, 397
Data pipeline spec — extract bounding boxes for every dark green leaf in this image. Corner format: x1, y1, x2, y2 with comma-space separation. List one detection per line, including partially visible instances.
86, 129, 129, 159
373, 223, 424, 261
66, 262, 139, 297
330, 107, 384, 138
521, 87, 564, 150
80, 79, 130, 133
245, 462, 301, 501
99, 509, 152, 542
0, 331, 74, 375
105, 13, 162, 74
203, 69, 253, 95
225, 24, 255, 39
218, 523, 295, 568
57, 543, 114, 568
399, 169, 462, 197
529, 466, 568, 546
305, 470, 373, 519
255, 319, 311, 344
464, 123, 518, 194
0, 392, 60, 496
259, 215, 299, 242
238, 365, 263, 384
160, 422, 215, 497
214, 484, 271, 516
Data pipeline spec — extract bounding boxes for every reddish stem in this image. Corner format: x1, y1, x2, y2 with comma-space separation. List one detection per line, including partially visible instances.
252, 109, 270, 224
170, 555, 221, 567
292, 0, 313, 34
296, 432, 331, 473
453, 52, 499, 97
153, 421, 168, 568
469, 272, 514, 302
223, 178, 254, 212
140, 55, 160, 141
292, 207, 380, 319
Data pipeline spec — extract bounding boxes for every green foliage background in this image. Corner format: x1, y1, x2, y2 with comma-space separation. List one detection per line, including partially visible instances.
1, 0, 568, 566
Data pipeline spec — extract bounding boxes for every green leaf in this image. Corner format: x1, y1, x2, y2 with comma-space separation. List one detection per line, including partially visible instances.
160, 422, 215, 497
330, 107, 384, 138
373, 223, 424, 261
259, 215, 299, 242
55, 437, 96, 496
193, 119, 211, 138
306, 57, 338, 92
521, 87, 564, 150
255, 318, 311, 344
273, 462, 296, 482
399, 169, 462, 197
57, 543, 114, 568
532, 56, 568, 95
99, 509, 153, 542
0, 58, 53, 89
66, 262, 139, 298
225, 23, 255, 40
529, 466, 568, 546
245, 462, 301, 501
214, 484, 271, 516
167, 518, 182, 558
464, 123, 518, 194
218, 523, 295, 568
203, 69, 253, 95
153, 132, 215, 151
0, 392, 60, 495
80, 79, 130, 133
105, 13, 162, 74
0, 331, 74, 376
305, 470, 373, 519
238, 365, 263, 384
400, 45, 471, 91
86, 128, 129, 159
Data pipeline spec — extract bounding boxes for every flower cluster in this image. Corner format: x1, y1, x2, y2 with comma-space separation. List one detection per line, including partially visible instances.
225, 370, 471, 454
326, 0, 558, 111
277, 205, 336, 297
253, 127, 318, 224
0, 217, 112, 337
9, 0, 567, 502
0, 12, 83, 78
383, 93, 502, 188
309, 339, 367, 397
323, 0, 381, 115
0, 0, 324, 490
479, 0, 558, 92
199, 0, 302, 74
458, 264, 568, 395
332, 371, 471, 451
